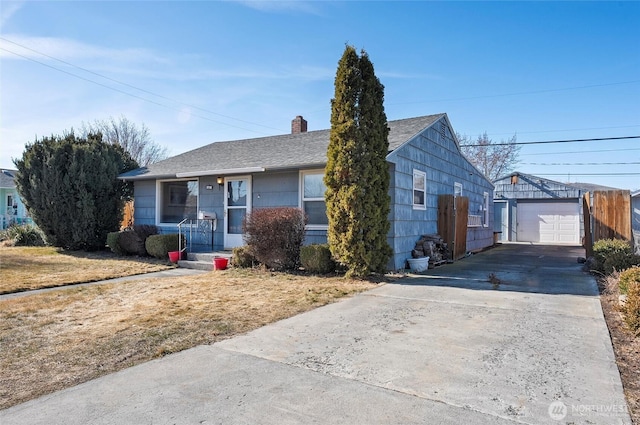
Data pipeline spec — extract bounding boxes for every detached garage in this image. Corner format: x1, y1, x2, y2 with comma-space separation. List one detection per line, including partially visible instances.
493, 172, 585, 245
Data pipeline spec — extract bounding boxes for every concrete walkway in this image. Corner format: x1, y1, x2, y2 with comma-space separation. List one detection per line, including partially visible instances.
0, 268, 207, 301
1, 244, 631, 424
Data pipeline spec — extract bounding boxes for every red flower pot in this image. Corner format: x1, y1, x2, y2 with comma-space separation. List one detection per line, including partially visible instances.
213, 257, 228, 270
168, 251, 180, 263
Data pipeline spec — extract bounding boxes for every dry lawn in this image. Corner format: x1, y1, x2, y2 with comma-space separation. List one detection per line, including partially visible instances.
0, 268, 377, 409
0, 246, 174, 294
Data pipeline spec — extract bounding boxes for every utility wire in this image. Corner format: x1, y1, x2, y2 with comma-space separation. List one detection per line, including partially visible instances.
478, 124, 640, 137
463, 136, 640, 147
387, 80, 640, 106
0, 38, 286, 134
533, 173, 640, 176
521, 147, 640, 156
521, 162, 640, 166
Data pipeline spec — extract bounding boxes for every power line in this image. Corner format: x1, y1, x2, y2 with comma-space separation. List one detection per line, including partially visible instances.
387, 80, 640, 106
521, 162, 640, 166
468, 124, 640, 137
521, 147, 640, 156
463, 135, 640, 147
0, 38, 286, 134
533, 173, 640, 176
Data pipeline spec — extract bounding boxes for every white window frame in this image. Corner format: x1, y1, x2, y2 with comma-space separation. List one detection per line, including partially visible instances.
299, 169, 328, 230
156, 178, 199, 225
412, 170, 426, 210
483, 192, 490, 227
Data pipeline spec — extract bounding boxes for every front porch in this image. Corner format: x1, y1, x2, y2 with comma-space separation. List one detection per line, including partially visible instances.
177, 251, 233, 271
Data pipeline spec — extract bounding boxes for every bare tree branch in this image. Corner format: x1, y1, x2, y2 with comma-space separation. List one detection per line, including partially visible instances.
457, 132, 520, 181
80, 116, 168, 167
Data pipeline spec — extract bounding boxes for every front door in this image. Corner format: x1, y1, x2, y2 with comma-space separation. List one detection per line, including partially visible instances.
224, 176, 251, 249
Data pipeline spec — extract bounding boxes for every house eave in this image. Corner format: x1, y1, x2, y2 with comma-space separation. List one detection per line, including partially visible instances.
175, 167, 266, 178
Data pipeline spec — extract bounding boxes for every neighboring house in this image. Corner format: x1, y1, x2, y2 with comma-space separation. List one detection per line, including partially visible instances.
633, 190, 640, 254
492, 172, 622, 245
0, 169, 31, 229
119, 114, 495, 270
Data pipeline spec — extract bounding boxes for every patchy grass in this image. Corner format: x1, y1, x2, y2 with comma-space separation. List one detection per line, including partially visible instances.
0, 268, 377, 409
0, 246, 174, 294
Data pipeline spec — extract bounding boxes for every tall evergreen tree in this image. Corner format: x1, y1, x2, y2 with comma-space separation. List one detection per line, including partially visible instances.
14, 132, 138, 250
325, 46, 392, 277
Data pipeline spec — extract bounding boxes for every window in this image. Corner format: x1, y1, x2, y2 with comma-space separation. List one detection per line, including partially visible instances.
454, 182, 463, 197
413, 170, 426, 210
483, 192, 490, 227
7, 195, 13, 207
158, 179, 198, 223
300, 170, 328, 228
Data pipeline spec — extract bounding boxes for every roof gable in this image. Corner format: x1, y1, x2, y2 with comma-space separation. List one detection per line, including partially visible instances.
493, 171, 584, 199
120, 114, 445, 180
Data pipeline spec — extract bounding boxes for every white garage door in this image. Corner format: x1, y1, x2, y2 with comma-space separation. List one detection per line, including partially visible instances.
517, 202, 580, 244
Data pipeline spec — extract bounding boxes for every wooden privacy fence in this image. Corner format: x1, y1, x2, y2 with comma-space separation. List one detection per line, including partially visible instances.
438, 194, 469, 261
583, 190, 632, 257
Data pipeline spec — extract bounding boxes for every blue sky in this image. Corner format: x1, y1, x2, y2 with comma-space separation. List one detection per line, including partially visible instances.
1, 1, 639, 190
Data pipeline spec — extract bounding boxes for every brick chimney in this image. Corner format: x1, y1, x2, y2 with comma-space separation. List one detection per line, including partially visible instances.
291, 115, 308, 134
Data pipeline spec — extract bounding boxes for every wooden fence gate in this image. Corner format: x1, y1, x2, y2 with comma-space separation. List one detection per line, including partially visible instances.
438, 194, 469, 261
583, 190, 632, 256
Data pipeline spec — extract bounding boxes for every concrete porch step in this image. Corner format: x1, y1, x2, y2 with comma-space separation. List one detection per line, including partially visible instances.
177, 251, 233, 271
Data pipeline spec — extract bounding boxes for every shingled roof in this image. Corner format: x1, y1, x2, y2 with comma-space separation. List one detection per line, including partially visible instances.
119, 114, 445, 181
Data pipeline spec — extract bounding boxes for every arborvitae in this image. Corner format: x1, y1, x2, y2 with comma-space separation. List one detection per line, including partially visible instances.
14, 132, 138, 250
325, 46, 392, 277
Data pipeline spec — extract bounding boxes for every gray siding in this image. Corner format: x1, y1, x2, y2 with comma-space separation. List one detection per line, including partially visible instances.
252, 171, 298, 208
386, 117, 494, 270
132, 180, 156, 226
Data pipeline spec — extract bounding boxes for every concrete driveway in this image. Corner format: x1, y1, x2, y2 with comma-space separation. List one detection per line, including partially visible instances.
1, 244, 631, 424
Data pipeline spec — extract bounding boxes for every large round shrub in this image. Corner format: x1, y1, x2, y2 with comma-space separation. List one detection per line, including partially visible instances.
14, 132, 138, 250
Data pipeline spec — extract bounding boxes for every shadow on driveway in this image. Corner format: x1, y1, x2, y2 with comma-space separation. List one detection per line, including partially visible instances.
396, 243, 597, 296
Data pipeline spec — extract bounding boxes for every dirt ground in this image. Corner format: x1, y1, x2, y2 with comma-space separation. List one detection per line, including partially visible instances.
599, 279, 640, 424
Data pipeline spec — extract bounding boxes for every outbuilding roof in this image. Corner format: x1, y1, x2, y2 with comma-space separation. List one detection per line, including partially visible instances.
119, 114, 445, 181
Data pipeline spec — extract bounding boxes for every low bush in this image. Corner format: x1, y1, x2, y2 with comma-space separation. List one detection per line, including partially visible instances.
300, 244, 335, 274
620, 266, 640, 295
145, 234, 184, 260
111, 225, 159, 256
106, 232, 126, 255
592, 239, 633, 273
118, 229, 146, 256
0, 224, 46, 247
603, 252, 640, 276
622, 280, 640, 336
232, 246, 257, 268
132, 224, 159, 240
243, 207, 306, 271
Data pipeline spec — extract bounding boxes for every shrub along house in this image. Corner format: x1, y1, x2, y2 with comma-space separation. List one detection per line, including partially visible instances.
119, 114, 494, 270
